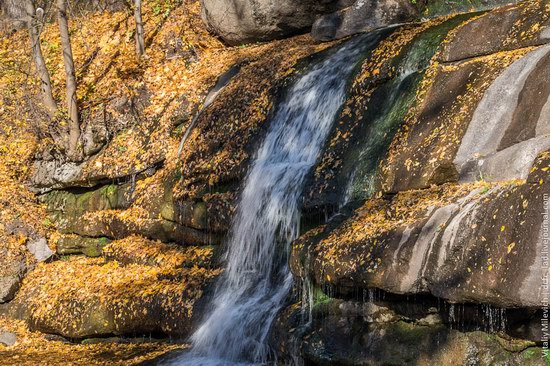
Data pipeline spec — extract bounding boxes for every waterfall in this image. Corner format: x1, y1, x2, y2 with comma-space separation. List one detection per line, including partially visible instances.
171, 33, 383, 366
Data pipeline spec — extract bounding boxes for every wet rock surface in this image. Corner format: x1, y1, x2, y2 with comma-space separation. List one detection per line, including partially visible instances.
303, 14, 475, 207
272, 291, 546, 365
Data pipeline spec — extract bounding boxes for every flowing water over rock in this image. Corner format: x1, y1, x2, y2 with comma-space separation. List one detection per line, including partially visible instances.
171, 32, 384, 366
341, 15, 471, 203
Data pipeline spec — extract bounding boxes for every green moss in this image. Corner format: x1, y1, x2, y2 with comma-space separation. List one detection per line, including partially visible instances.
105, 185, 123, 209
339, 15, 478, 201
57, 236, 111, 257
172, 123, 185, 136
75, 191, 95, 210
312, 287, 332, 307
104, 184, 118, 196
519, 347, 550, 366
42, 217, 52, 228
392, 321, 442, 342
98, 237, 110, 245
421, 0, 517, 18
81, 247, 104, 258
349, 73, 422, 199
523, 348, 538, 360
45, 183, 131, 224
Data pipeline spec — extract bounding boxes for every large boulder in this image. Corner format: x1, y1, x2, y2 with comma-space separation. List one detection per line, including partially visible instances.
380, 2, 550, 193
311, 0, 419, 41
6, 237, 220, 339
199, 0, 353, 45
293, 168, 550, 308
199, 0, 420, 44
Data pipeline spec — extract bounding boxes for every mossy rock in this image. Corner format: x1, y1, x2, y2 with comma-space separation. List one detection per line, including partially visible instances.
7, 256, 220, 339
56, 236, 111, 257
298, 319, 546, 365
44, 183, 133, 218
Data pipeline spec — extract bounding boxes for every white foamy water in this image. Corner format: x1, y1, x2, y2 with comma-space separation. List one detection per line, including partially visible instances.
171, 33, 381, 366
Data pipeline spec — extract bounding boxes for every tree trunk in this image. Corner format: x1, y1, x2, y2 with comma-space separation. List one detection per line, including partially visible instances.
134, 0, 145, 58
24, 0, 57, 115
57, 0, 80, 159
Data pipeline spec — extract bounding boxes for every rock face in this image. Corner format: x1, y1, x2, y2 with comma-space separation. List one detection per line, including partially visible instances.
25, 238, 53, 263
283, 1, 550, 363
294, 176, 549, 308
454, 45, 550, 182
302, 0, 550, 205
379, 2, 550, 193
56, 236, 111, 257
7, 33, 333, 341
199, 0, 352, 45
419, 0, 522, 18
272, 297, 543, 366
42, 183, 223, 247
311, 0, 419, 41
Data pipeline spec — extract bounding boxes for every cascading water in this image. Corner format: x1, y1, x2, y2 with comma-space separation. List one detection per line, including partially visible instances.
171, 33, 383, 366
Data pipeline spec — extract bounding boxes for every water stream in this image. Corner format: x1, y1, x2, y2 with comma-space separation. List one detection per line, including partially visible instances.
171, 33, 384, 366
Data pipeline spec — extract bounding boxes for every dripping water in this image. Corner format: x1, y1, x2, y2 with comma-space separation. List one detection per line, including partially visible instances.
171, 32, 384, 366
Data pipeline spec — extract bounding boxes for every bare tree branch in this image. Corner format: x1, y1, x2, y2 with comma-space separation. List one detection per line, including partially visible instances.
57, 0, 80, 159
134, 0, 145, 58
24, 0, 58, 115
